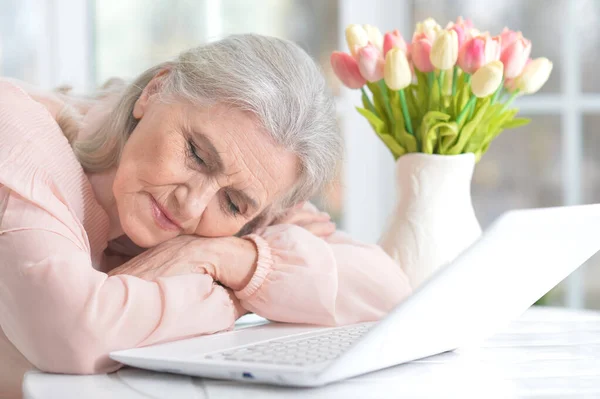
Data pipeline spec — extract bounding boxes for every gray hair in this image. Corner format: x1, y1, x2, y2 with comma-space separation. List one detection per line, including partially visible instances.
71, 34, 342, 211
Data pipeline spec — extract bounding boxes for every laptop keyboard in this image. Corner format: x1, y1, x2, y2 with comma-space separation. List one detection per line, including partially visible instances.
204, 323, 373, 366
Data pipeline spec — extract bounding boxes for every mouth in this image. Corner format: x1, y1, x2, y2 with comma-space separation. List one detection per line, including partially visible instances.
148, 194, 181, 232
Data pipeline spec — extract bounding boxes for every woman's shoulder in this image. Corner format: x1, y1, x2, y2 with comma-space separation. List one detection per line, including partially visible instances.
0, 78, 78, 187
0, 78, 64, 146
0, 78, 109, 256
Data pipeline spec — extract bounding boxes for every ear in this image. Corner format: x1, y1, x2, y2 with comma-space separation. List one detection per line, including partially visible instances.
132, 68, 170, 119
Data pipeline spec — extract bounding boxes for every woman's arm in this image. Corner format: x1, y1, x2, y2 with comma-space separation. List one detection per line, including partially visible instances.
213, 224, 412, 327
0, 78, 244, 375
0, 197, 243, 375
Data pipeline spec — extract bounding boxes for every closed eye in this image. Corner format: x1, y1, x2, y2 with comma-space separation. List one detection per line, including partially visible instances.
226, 193, 241, 216
188, 140, 206, 166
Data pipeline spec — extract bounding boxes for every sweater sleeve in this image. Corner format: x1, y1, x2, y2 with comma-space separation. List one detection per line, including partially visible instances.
0, 79, 238, 375
235, 224, 412, 326
0, 191, 237, 375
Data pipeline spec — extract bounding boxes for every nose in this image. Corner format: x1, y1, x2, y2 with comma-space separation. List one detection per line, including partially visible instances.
173, 176, 219, 226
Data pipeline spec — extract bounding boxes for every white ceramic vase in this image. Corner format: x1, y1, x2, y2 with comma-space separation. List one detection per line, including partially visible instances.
378, 153, 482, 289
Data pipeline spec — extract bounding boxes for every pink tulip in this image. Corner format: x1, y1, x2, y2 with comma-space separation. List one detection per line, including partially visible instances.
500, 27, 521, 54
504, 58, 532, 92
483, 34, 501, 63
458, 37, 485, 74
411, 35, 435, 73
457, 34, 501, 74
500, 34, 532, 79
446, 16, 474, 49
357, 43, 385, 82
383, 29, 407, 56
457, 16, 474, 30
330, 51, 366, 89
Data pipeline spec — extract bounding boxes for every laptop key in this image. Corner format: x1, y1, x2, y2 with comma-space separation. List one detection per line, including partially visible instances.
203, 322, 374, 366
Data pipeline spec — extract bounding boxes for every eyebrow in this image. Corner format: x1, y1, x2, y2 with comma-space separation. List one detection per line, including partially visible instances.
192, 130, 260, 211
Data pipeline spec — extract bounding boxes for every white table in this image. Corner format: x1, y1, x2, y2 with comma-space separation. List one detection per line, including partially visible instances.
23, 307, 600, 398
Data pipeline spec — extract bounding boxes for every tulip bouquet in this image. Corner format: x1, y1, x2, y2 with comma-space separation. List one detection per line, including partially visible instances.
331, 18, 553, 162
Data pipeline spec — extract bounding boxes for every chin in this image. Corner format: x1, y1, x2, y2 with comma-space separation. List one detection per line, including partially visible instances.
121, 223, 158, 248
119, 215, 170, 249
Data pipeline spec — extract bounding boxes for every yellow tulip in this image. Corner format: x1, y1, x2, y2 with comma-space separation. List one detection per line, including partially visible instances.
514, 58, 553, 94
345, 24, 369, 57
414, 17, 441, 41
430, 29, 458, 70
384, 48, 412, 90
363, 24, 384, 52
471, 60, 504, 98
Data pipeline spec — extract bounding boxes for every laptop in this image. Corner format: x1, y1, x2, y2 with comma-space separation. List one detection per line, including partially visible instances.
110, 204, 600, 387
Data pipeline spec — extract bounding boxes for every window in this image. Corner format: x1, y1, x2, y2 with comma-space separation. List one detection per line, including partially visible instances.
2, 0, 599, 309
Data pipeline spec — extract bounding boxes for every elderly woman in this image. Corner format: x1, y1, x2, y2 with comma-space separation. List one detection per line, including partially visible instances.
0, 34, 411, 395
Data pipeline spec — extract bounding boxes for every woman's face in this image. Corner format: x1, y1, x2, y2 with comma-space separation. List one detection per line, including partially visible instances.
112, 76, 299, 248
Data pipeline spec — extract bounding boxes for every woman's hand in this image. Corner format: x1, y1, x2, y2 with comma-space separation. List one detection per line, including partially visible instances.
107, 234, 259, 292
106, 235, 218, 280
106, 234, 255, 318
271, 202, 336, 238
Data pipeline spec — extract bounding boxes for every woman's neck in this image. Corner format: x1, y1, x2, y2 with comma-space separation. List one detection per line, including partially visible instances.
86, 167, 124, 241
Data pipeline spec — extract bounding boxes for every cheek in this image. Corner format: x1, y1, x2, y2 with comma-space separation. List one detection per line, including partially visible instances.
192, 199, 248, 237
120, 134, 187, 188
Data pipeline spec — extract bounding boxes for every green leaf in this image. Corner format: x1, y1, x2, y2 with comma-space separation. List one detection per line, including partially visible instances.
405, 87, 420, 120
389, 90, 404, 140
380, 135, 407, 159
361, 90, 377, 116
415, 70, 428, 112
479, 103, 508, 129
438, 122, 460, 153
502, 117, 531, 129
366, 82, 390, 129
447, 99, 491, 155
389, 91, 418, 152
419, 111, 452, 154
356, 107, 386, 135
423, 111, 451, 123
395, 123, 418, 153
456, 77, 471, 120
487, 109, 518, 136
356, 107, 406, 159
428, 78, 441, 113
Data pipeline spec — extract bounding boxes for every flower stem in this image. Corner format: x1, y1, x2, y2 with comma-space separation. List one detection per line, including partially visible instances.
503, 90, 520, 111
468, 100, 475, 120
456, 95, 477, 125
438, 70, 445, 109
360, 86, 377, 116
378, 80, 395, 133
452, 66, 458, 97
398, 89, 413, 135
491, 77, 504, 104
427, 72, 435, 89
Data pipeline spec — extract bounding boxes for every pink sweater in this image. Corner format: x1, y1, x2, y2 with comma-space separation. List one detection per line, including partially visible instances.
0, 80, 411, 394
